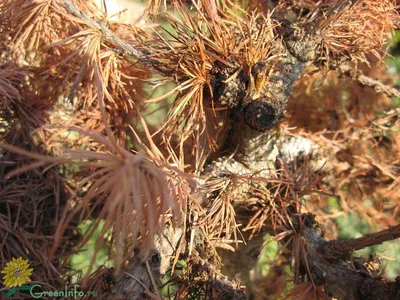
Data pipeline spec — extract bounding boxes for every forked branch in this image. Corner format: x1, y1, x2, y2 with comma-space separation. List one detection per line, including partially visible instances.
301, 217, 400, 300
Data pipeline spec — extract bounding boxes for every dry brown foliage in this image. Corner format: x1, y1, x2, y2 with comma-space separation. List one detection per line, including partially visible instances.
0, 0, 399, 299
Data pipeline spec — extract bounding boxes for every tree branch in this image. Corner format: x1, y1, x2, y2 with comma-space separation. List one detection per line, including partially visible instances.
357, 74, 400, 99
327, 224, 400, 253
302, 218, 400, 300
62, 0, 151, 63
339, 64, 400, 99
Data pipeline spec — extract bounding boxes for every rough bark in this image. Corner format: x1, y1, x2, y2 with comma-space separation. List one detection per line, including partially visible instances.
110, 227, 247, 299
110, 228, 183, 299
301, 222, 400, 300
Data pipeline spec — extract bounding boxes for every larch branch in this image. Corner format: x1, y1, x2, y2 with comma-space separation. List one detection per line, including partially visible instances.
327, 224, 400, 253
61, 0, 150, 63
339, 64, 400, 99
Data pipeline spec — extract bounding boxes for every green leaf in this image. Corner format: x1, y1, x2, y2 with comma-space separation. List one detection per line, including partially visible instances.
5, 287, 19, 297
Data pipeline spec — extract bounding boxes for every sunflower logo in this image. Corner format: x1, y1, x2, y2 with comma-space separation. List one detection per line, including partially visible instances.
1, 257, 33, 288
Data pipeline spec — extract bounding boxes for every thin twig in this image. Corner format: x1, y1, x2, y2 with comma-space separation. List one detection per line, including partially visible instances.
339, 64, 400, 98
357, 74, 400, 98
62, 0, 151, 63
327, 224, 400, 253
145, 260, 162, 300
123, 271, 161, 300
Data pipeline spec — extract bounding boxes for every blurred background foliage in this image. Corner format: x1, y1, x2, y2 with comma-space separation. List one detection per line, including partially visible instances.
69, 220, 113, 281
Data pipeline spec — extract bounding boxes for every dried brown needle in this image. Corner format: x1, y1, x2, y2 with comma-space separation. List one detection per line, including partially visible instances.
1, 123, 196, 276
